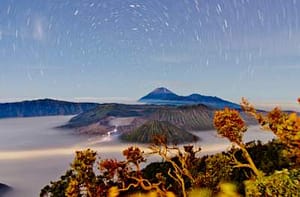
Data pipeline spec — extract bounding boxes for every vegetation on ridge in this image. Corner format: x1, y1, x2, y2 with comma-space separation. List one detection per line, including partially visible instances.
41, 98, 300, 197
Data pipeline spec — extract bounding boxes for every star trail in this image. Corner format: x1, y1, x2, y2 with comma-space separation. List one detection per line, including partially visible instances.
0, 0, 299, 108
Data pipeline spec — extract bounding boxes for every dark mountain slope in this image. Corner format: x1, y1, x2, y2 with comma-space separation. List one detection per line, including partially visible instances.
120, 120, 198, 144
0, 99, 98, 118
150, 104, 214, 130
0, 183, 12, 195
64, 103, 215, 131
63, 103, 217, 140
66, 103, 162, 128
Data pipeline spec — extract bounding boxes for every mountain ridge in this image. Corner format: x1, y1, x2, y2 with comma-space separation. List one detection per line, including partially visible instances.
63, 103, 217, 141
0, 98, 99, 118
139, 87, 240, 109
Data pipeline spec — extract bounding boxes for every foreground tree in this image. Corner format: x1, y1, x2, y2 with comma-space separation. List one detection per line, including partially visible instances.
41, 98, 300, 197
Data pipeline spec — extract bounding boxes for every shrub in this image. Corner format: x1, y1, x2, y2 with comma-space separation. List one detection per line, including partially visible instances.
41, 98, 300, 197
245, 168, 300, 196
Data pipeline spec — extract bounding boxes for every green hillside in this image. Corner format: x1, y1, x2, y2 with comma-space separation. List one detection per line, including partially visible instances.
120, 120, 199, 144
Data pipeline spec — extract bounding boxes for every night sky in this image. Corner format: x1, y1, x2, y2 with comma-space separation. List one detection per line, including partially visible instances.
0, 0, 299, 109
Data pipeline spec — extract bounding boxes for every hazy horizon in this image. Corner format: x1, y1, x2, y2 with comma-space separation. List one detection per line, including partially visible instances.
0, 88, 299, 112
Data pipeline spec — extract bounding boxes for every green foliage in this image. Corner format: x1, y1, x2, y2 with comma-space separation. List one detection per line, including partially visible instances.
41, 139, 296, 197
40, 170, 72, 197
41, 98, 300, 197
228, 140, 292, 195
242, 98, 300, 166
147, 141, 201, 197
142, 162, 175, 190
243, 140, 291, 174
66, 149, 98, 196
214, 108, 262, 178
194, 152, 233, 191
245, 168, 300, 196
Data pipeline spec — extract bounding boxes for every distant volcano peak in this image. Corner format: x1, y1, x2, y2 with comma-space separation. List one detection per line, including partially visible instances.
139, 87, 179, 101
152, 87, 174, 94
139, 87, 240, 109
